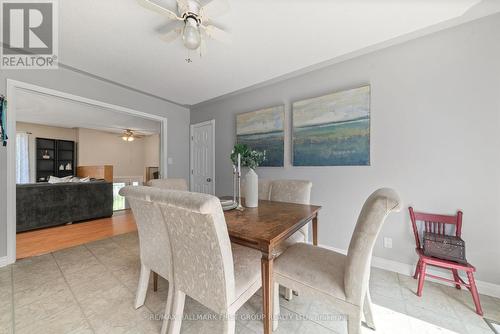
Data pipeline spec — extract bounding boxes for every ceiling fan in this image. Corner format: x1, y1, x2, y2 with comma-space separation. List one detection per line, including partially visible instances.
137, 0, 231, 52
120, 129, 144, 142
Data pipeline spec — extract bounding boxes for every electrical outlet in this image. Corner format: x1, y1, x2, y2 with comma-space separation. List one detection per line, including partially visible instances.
383, 237, 393, 249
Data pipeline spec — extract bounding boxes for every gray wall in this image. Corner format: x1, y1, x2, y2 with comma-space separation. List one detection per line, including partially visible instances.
191, 14, 500, 285
0, 66, 190, 259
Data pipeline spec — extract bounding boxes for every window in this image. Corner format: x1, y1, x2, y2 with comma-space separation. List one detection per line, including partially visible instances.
112, 177, 143, 211
16, 133, 30, 184
113, 182, 127, 211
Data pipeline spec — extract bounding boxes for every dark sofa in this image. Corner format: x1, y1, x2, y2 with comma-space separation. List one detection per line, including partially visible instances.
16, 181, 113, 232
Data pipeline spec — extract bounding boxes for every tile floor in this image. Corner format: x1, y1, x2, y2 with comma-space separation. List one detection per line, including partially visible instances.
0, 232, 499, 334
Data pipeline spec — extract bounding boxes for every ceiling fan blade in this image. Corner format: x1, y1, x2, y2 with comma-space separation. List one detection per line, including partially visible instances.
202, 25, 231, 43
160, 28, 182, 42
156, 20, 184, 34
201, 0, 230, 19
137, 0, 181, 21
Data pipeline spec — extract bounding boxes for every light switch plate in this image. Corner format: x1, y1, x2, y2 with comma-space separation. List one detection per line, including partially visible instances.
383, 237, 393, 249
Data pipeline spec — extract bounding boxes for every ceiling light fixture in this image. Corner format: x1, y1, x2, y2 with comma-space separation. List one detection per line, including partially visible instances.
182, 15, 201, 50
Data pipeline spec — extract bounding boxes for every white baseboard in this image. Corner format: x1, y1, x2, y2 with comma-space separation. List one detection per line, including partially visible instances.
0, 256, 10, 268
320, 244, 500, 299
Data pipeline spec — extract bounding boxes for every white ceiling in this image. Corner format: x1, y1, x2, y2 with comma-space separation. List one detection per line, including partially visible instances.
59, 0, 500, 105
16, 89, 161, 135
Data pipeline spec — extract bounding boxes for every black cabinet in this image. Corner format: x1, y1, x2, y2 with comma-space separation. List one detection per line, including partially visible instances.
36, 138, 76, 182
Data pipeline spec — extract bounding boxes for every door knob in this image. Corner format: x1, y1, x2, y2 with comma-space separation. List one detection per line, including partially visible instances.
206, 178, 212, 182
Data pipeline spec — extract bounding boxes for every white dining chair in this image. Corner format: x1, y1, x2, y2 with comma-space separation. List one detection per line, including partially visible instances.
269, 179, 312, 300
147, 178, 188, 191
272, 188, 401, 334
119, 186, 175, 334
150, 189, 262, 334
146, 177, 188, 291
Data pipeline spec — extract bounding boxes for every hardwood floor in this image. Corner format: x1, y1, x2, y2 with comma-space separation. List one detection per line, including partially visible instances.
16, 210, 137, 259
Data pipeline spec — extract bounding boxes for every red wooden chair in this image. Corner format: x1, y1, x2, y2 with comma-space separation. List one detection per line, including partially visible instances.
408, 207, 483, 316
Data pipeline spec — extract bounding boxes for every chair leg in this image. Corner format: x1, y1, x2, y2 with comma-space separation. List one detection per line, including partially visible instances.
154, 272, 159, 292
413, 259, 421, 279
452, 269, 461, 290
363, 289, 376, 330
347, 310, 361, 334
416, 262, 426, 297
273, 282, 280, 331
222, 311, 236, 334
160, 281, 175, 334
134, 264, 151, 309
284, 287, 293, 301
167, 290, 186, 334
466, 271, 483, 316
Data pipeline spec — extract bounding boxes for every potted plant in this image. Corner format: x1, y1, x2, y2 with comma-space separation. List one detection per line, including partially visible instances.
230, 144, 265, 207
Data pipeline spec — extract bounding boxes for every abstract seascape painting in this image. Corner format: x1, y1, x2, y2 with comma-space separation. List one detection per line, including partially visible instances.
236, 105, 284, 167
292, 86, 370, 166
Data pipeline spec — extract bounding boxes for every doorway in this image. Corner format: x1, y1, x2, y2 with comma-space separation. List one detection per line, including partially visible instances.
6, 79, 168, 263
190, 120, 215, 194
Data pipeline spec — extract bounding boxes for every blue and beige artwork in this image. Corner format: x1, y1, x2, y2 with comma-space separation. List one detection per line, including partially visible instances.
293, 86, 370, 166
236, 106, 285, 167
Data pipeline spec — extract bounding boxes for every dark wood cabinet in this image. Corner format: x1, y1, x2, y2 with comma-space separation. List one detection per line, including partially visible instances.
36, 138, 76, 182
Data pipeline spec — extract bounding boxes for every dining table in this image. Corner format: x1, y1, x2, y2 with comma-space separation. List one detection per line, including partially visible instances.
224, 199, 322, 334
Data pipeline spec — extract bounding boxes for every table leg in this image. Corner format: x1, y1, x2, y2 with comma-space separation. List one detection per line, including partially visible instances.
312, 213, 318, 246
261, 253, 274, 334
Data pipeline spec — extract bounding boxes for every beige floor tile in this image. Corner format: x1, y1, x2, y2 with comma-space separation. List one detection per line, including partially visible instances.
15, 304, 90, 334
14, 276, 70, 307
405, 304, 466, 333
15, 287, 78, 329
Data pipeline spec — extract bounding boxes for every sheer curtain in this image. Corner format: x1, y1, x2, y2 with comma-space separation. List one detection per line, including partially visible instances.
16, 133, 30, 184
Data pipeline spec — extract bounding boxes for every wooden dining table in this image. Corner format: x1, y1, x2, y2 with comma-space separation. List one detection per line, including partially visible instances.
224, 199, 322, 334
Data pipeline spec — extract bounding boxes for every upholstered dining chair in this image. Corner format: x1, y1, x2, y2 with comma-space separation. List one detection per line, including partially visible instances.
269, 179, 312, 301
119, 186, 174, 334
146, 177, 188, 291
272, 188, 401, 334
150, 189, 262, 334
241, 178, 273, 200
147, 178, 188, 191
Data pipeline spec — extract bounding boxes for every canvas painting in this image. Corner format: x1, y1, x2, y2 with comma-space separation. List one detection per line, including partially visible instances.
293, 85, 370, 166
236, 105, 285, 167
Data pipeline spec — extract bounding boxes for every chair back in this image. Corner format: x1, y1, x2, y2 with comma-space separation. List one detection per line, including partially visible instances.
269, 180, 312, 205
241, 179, 273, 200
147, 178, 188, 191
344, 188, 401, 305
270, 179, 312, 240
150, 189, 235, 314
119, 186, 173, 280
408, 207, 462, 250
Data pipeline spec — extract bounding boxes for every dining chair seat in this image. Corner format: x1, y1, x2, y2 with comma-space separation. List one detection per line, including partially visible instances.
272, 230, 307, 257
231, 243, 262, 305
274, 243, 347, 300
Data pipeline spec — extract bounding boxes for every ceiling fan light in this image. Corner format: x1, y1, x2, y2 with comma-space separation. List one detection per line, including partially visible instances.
128, 136, 135, 142
183, 17, 201, 50
122, 136, 128, 141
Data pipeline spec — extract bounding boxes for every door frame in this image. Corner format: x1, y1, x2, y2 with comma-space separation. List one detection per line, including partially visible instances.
189, 119, 215, 194
5, 79, 168, 266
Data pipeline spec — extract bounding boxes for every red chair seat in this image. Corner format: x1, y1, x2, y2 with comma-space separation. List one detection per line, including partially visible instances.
415, 248, 475, 271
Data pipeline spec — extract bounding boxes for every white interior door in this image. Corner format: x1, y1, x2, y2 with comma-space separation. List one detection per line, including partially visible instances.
190, 120, 215, 194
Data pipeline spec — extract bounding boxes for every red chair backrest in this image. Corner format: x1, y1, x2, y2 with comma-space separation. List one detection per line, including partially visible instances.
408, 207, 463, 250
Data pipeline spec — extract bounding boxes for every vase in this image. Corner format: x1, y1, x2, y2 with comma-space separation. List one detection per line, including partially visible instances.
244, 168, 258, 208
